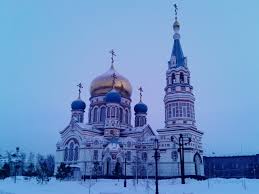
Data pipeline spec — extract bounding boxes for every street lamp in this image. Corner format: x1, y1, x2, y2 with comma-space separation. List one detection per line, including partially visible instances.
124, 152, 128, 187
153, 138, 160, 194
12, 147, 22, 183
171, 134, 191, 184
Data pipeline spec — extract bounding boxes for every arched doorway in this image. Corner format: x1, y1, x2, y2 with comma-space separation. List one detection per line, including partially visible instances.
104, 158, 111, 176
194, 153, 202, 176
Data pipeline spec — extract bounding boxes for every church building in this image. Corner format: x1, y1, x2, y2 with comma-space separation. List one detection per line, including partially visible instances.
56, 7, 204, 179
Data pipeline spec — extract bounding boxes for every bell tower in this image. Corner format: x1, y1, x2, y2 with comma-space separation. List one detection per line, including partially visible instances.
164, 6, 195, 128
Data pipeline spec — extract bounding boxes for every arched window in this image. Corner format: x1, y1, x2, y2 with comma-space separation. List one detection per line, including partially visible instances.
180, 72, 184, 83
142, 152, 147, 161
107, 107, 111, 118
111, 107, 115, 117
135, 117, 139, 127
168, 104, 172, 118
172, 73, 176, 83
74, 146, 79, 161
64, 147, 68, 161
125, 109, 129, 124
116, 108, 120, 119
88, 110, 91, 123
100, 107, 106, 122
93, 108, 98, 122
119, 108, 123, 123
68, 142, 74, 161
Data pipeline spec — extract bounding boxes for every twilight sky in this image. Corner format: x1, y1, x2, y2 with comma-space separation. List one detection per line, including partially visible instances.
0, 0, 258, 155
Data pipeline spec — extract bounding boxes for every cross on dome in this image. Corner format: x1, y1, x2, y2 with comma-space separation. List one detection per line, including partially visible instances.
138, 86, 143, 102
174, 3, 178, 20
109, 49, 116, 68
77, 83, 83, 99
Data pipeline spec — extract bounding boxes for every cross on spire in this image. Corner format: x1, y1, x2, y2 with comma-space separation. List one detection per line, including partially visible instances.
111, 73, 117, 89
77, 83, 83, 99
138, 86, 143, 102
173, 3, 178, 20
109, 49, 116, 67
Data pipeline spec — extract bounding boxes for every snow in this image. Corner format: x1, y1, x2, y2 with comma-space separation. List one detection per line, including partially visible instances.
0, 177, 259, 194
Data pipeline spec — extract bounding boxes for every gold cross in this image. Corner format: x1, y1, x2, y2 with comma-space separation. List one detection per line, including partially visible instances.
109, 49, 116, 66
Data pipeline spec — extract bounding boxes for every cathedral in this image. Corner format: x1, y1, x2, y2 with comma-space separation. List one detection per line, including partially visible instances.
56, 9, 204, 179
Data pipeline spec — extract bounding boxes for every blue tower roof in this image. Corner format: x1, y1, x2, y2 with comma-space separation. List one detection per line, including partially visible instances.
134, 102, 148, 114
105, 89, 121, 103
71, 98, 86, 111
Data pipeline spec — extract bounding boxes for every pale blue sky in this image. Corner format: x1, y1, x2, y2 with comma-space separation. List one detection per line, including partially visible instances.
0, 0, 258, 155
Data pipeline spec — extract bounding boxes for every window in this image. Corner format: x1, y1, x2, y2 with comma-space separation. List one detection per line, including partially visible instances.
172, 73, 176, 83
107, 107, 110, 118
94, 150, 98, 161
111, 107, 115, 117
168, 104, 172, 118
74, 146, 79, 161
125, 110, 129, 124
180, 72, 184, 83
93, 108, 98, 122
68, 142, 74, 161
64, 147, 68, 161
135, 117, 139, 127
142, 152, 147, 161
116, 108, 119, 119
100, 107, 106, 122
119, 108, 123, 122
126, 151, 131, 161
172, 103, 176, 117
127, 141, 131, 148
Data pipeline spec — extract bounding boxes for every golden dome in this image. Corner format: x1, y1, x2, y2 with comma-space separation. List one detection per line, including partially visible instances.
90, 65, 132, 98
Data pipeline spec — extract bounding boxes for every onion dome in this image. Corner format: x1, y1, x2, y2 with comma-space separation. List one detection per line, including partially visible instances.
90, 65, 132, 98
134, 101, 148, 114
105, 89, 121, 103
71, 99, 86, 111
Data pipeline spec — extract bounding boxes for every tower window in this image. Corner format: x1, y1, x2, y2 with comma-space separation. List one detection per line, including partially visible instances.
180, 72, 184, 83
172, 73, 176, 83
168, 104, 172, 118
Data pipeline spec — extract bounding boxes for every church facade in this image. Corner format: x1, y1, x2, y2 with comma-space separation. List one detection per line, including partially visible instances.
56, 12, 204, 179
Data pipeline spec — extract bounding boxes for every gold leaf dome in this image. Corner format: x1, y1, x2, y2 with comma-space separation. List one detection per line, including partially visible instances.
90, 65, 132, 98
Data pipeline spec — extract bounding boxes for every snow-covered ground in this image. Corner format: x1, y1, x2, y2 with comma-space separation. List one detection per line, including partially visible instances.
0, 177, 259, 194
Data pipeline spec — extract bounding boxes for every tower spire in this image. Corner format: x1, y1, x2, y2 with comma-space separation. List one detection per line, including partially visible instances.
169, 3, 186, 68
